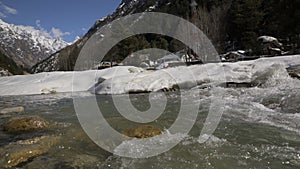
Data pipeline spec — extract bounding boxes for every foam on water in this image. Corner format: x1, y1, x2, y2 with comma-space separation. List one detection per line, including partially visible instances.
113, 132, 188, 158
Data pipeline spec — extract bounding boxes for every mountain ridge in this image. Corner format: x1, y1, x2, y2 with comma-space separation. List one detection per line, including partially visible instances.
0, 19, 69, 70
31, 0, 154, 73
31, 0, 229, 73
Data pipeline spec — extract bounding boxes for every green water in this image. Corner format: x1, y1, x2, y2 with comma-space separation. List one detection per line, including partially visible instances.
0, 88, 300, 168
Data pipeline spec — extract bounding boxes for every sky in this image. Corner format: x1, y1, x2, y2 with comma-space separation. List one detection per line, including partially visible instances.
0, 0, 121, 42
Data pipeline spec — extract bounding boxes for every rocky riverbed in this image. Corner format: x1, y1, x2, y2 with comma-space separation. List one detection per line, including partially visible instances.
0, 101, 166, 168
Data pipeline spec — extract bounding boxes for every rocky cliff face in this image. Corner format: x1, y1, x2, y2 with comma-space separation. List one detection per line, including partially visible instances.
0, 50, 23, 76
31, 0, 232, 73
0, 19, 69, 70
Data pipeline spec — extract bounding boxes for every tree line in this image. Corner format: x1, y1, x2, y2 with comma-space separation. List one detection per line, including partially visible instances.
106, 0, 300, 62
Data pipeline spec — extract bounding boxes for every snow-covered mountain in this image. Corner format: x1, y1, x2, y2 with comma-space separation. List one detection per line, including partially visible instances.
0, 19, 69, 69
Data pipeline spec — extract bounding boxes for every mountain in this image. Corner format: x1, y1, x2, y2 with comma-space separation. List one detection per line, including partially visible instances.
32, 0, 300, 73
32, 0, 228, 73
0, 19, 69, 70
31, 0, 159, 73
0, 50, 23, 76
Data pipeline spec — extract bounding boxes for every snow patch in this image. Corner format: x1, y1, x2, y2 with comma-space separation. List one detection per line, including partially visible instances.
118, 3, 125, 9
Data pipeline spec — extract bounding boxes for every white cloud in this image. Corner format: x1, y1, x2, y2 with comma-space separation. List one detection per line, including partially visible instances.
35, 20, 71, 39
35, 20, 42, 30
51, 27, 71, 39
0, 11, 6, 18
34, 19, 51, 37
3, 5, 17, 15
0, 2, 17, 18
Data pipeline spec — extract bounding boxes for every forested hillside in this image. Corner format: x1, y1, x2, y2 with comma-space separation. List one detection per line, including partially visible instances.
228, 0, 300, 53
32, 0, 300, 72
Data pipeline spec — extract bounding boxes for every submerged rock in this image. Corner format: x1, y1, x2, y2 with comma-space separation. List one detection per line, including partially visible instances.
0, 135, 60, 168
124, 125, 162, 139
0, 106, 24, 114
280, 93, 300, 114
26, 153, 101, 169
68, 154, 100, 168
221, 82, 255, 88
2, 116, 49, 133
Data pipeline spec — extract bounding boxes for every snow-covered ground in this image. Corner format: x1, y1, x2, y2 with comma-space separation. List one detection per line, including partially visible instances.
0, 66, 143, 96
0, 55, 299, 96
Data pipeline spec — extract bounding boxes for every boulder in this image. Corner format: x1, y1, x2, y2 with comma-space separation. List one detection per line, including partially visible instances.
128, 67, 144, 73
2, 116, 49, 133
0, 107, 24, 115
288, 69, 300, 79
41, 88, 57, 95
0, 135, 60, 168
287, 65, 300, 79
123, 125, 162, 138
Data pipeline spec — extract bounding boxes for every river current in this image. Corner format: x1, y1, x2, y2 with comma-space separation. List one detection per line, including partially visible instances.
0, 65, 300, 168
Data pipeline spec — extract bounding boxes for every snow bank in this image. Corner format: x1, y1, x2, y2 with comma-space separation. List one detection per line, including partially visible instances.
0, 55, 299, 96
93, 55, 300, 94
0, 66, 143, 96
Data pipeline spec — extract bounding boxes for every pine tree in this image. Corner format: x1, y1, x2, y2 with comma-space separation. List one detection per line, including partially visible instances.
229, 0, 264, 51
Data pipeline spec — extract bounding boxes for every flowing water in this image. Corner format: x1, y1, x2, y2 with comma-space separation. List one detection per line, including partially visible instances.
0, 71, 300, 168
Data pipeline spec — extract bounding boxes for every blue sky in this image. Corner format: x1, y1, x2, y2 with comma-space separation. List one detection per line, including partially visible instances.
0, 0, 121, 42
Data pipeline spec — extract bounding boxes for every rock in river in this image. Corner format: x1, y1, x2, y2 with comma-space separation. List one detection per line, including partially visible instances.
0, 135, 60, 168
2, 116, 49, 133
287, 65, 300, 79
0, 107, 24, 114
289, 69, 300, 79
124, 125, 162, 139
25, 152, 101, 169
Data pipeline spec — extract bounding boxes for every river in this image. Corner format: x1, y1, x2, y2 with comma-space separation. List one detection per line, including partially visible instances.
0, 72, 300, 169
